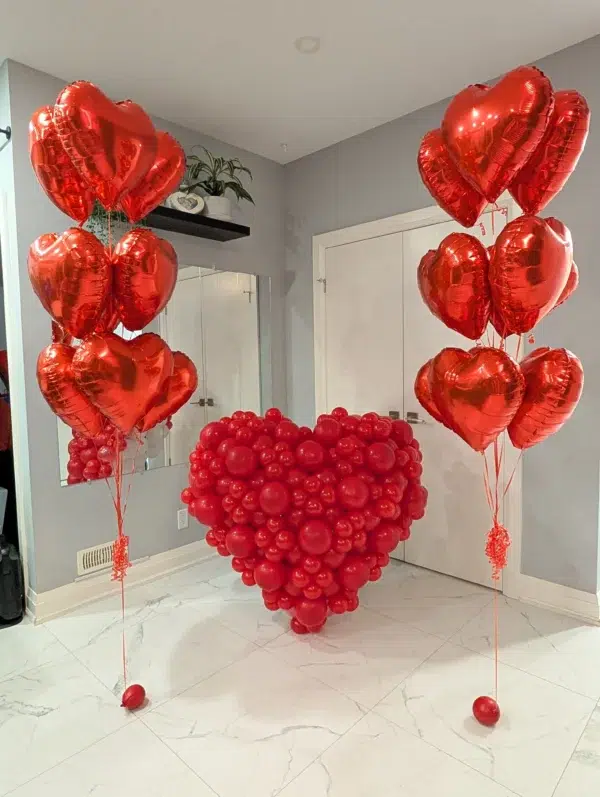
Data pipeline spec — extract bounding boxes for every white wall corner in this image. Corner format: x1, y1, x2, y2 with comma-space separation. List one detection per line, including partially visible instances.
503, 570, 600, 624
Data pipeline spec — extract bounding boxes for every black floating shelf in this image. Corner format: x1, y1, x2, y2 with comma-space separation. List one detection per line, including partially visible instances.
145, 205, 250, 242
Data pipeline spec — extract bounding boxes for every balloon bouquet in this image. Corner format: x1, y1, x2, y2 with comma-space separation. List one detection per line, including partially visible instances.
28, 81, 198, 709
416, 65, 588, 725
183, 408, 427, 633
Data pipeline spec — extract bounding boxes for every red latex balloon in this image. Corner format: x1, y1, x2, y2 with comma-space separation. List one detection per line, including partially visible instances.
53, 81, 157, 210
430, 346, 525, 452
508, 347, 583, 450
295, 597, 327, 629
472, 696, 500, 727
510, 90, 590, 214
259, 482, 291, 515
418, 233, 491, 340
489, 215, 572, 336
72, 332, 173, 433
254, 560, 286, 592
337, 476, 369, 509
298, 520, 332, 555
29, 106, 94, 222
28, 228, 111, 339
113, 229, 178, 331
295, 440, 325, 469
442, 66, 554, 202
225, 525, 255, 557
37, 343, 105, 436
339, 555, 370, 591
417, 129, 486, 227
365, 443, 396, 474
119, 131, 186, 223
137, 351, 197, 433
121, 683, 146, 710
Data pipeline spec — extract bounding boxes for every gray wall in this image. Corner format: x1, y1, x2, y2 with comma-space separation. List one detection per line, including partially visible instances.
0, 59, 285, 593
284, 35, 600, 594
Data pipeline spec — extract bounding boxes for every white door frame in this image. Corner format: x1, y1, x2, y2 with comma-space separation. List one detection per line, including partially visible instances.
312, 195, 523, 592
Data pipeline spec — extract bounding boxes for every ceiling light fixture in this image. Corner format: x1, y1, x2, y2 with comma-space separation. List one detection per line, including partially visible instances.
294, 36, 321, 55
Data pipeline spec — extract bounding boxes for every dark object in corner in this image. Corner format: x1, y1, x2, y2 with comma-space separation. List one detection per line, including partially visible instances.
146, 206, 250, 242
0, 536, 24, 626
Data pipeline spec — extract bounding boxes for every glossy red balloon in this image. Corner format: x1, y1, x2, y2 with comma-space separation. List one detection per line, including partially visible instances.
119, 131, 186, 222
442, 66, 554, 202
53, 81, 157, 210
295, 597, 327, 629
339, 555, 370, 591
417, 129, 486, 227
472, 696, 500, 727
225, 525, 255, 557
29, 106, 94, 222
508, 347, 583, 450
113, 229, 178, 331
137, 351, 198, 432
259, 481, 291, 515
414, 359, 448, 428
225, 445, 257, 477
418, 232, 491, 340
510, 90, 590, 214
430, 346, 525, 452
553, 261, 579, 312
72, 332, 173, 433
37, 343, 105, 436
254, 561, 286, 592
365, 443, 395, 474
193, 494, 224, 527
28, 228, 111, 339
489, 215, 572, 336
298, 520, 332, 555
121, 683, 146, 710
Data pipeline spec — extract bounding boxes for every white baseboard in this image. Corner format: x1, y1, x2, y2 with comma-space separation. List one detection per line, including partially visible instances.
503, 571, 600, 624
28, 540, 216, 624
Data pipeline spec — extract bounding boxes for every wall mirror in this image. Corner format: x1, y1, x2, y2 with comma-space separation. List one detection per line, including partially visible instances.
57, 267, 270, 485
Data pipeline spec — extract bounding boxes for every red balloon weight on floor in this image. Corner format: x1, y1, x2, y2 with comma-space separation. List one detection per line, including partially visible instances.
472, 696, 500, 727
121, 684, 146, 710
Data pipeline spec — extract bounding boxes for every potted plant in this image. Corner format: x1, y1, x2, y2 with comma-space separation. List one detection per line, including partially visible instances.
184, 146, 254, 221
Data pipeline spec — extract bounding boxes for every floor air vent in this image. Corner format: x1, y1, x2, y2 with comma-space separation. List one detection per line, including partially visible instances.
77, 542, 115, 576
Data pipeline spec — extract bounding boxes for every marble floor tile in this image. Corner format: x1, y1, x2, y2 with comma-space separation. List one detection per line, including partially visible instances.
0, 652, 131, 794
361, 561, 493, 638
0, 618, 66, 683
142, 647, 365, 797
8, 721, 213, 797
375, 642, 595, 797
73, 603, 256, 711
554, 705, 600, 796
451, 595, 600, 699
265, 606, 443, 708
279, 711, 518, 797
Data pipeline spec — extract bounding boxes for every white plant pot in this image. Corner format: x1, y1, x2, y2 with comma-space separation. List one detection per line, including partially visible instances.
204, 195, 232, 221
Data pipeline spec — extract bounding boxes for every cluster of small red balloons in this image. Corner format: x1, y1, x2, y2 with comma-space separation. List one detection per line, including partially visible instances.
183, 407, 427, 633
66, 422, 126, 485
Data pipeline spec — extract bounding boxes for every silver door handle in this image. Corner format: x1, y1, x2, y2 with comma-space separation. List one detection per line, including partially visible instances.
190, 398, 215, 407
405, 411, 426, 425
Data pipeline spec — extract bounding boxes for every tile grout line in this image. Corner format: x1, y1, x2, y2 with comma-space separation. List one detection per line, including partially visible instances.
549, 704, 597, 797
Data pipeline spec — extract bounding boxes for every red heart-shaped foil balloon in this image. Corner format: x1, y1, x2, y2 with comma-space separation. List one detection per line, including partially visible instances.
489, 215, 571, 336
29, 106, 95, 223
72, 332, 173, 433
442, 66, 554, 202
417, 232, 491, 340
414, 359, 449, 427
53, 81, 157, 210
113, 229, 178, 331
508, 347, 583, 450
553, 261, 579, 311
510, 90, 590, 214
28, 228, 111, 339
119, 131, 186, 223
417, 129, 487, 227
137, 351, 198, 432
430, 347, 525, 452
184, 408, 428, 633
37, 343, 105, 436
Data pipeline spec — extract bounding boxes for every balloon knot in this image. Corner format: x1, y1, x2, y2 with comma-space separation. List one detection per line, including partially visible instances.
112, 534, 131, 582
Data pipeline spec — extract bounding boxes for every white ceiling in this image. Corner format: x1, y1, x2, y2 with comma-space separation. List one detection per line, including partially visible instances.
1, 0, 599, 163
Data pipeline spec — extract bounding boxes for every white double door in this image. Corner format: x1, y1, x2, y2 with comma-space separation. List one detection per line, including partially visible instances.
319, 209, 509, 588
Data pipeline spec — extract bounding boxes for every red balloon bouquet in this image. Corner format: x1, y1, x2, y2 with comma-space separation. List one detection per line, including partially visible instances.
184, 408, 427, 633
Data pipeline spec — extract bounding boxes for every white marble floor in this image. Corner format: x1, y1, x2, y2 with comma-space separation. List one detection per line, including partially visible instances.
1, 557, 599, 797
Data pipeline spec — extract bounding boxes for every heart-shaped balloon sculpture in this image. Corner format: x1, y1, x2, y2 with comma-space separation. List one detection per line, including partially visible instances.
489, 215, 571, 336
28, 228, 111, 339
53, 81, 157, 210
37, 343, 105, 436
72, 332, 173, 433
442, 66, 554, 202
426, 347, 525, 452
510, 90, 590, 214
417, 129, 487, 227
119, 131, 186, 223
29, 106, 95, 223
113, 229, 178, 330
508, 347, 583, 450
418, 232, 491, 339
138, 352, 198, 432
183, 407, 427, 633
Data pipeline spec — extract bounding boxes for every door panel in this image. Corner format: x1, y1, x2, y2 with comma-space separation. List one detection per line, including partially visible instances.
401, 210, 507, 587
324, 234, 404, 417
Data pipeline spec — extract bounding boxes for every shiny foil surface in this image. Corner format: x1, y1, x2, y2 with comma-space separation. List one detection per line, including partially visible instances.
137, 351, 198, 432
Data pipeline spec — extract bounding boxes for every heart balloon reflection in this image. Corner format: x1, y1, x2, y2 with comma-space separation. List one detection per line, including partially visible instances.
442, 66, 554, 202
